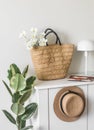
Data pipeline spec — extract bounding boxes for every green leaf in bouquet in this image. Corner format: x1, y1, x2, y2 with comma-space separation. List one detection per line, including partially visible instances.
26, 76, 36, 89
19, 90, 32, 104
22, 65, 29, 78
10, 74, 26, 92
11, 103, 25, 115
21, 103, 38, 120
2, 80, 12, 97
2, 110, 16, 124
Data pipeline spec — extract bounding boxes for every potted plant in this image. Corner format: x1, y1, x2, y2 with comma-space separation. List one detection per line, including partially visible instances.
2, 64, 38, 130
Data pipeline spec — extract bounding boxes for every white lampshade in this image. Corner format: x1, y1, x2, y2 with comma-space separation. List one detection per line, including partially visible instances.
77, 40, 94, 51
77, 40, 94, 75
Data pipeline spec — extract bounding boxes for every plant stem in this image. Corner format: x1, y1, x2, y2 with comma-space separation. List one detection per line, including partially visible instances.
16, 116, 21, 130
17, 125, 20, 130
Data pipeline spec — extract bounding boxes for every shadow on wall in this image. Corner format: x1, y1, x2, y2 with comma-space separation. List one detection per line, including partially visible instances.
60, 32, 72, 43
69, 50, 84, 74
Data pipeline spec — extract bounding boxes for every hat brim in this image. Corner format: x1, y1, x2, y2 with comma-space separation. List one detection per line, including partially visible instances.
53, 86, 85, 122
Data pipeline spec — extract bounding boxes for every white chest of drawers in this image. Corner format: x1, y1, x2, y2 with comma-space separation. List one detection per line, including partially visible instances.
31, 79, 94, 130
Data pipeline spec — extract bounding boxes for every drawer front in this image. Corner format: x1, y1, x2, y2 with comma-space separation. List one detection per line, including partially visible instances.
88, 84, 94, 130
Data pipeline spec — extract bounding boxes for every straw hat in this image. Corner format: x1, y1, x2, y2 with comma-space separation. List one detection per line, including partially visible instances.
53, 86, 85, 122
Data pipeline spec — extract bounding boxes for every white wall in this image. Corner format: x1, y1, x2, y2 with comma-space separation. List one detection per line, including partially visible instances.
0, 0, 94, 130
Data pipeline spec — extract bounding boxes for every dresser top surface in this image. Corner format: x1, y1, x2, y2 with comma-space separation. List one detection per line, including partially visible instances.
34, 78, 94, 90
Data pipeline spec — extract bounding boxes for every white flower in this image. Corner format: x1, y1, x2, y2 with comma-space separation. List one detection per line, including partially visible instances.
30, 28, 38, 38
39, 38, 47, 46
39, 32, 46, 39
26, 38, 38, 49
30, 28, 38, 33
20, 27, 47, 49
26, 43, 32, 50
19, 30, 27, 38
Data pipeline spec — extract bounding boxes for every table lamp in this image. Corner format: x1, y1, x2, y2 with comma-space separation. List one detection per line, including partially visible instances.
77, 40, 94, 75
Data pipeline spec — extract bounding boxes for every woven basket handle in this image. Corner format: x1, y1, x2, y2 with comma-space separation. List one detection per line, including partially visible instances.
44, 28, 61, 46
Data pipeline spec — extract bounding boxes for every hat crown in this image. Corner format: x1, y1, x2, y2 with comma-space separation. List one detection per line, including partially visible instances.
61, 93, 84, 118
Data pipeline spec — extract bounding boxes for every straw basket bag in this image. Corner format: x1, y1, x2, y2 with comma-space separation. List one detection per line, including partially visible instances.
31, 28, 74, 80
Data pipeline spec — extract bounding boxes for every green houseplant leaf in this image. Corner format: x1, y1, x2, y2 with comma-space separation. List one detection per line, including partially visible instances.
2, 110, 16, 124
20, 120, 26, 129
22, 65, 29, 78
19, 90, 32, 104
10, 74, 26, 92
11, 103, 25, 115
8, 64, 21, 80
26, 76, 36, 89
21, 103, 37, 120
12, 92, 21, 103
21, 125, 33, 130
2, 80, 12, 97
7, 69, 12, 80
16, 116, 26, 129
20, 89, 31, 95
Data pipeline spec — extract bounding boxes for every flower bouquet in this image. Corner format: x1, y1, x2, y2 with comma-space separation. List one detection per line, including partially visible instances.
20, 28, 47, 49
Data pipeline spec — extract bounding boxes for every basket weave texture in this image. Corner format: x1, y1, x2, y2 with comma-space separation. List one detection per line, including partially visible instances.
31, 44, 74, 80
